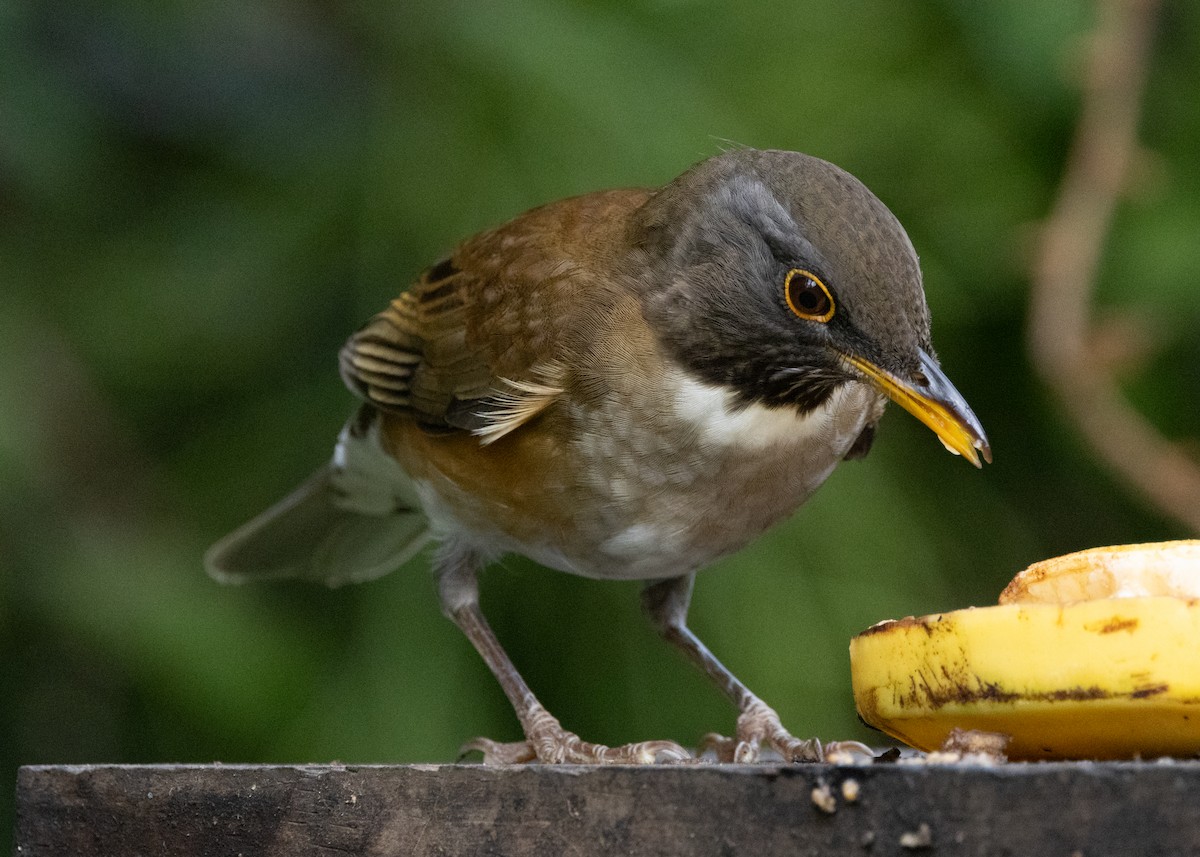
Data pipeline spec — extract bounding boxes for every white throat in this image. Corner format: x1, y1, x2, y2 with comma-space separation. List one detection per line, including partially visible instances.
671, 374, 881, 454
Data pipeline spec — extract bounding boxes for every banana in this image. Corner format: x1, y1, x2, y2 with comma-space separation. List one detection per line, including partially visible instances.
850, 541, 1200, 760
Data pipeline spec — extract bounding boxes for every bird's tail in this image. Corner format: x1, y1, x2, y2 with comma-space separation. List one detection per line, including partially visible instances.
205, 410, 431, 587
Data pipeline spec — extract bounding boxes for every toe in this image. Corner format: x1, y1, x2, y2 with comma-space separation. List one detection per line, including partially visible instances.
776, 736, 823, 763
612, 740, 693, 764
698, 732, 738, 763
822, 740, 875, 763
703, 700, 832, 764
459, 737, 536, 765
563, 736, 692, 764
733, 740, 760, 764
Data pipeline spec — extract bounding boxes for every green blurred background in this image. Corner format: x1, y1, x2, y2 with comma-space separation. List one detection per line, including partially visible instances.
3, 0, 1199, 844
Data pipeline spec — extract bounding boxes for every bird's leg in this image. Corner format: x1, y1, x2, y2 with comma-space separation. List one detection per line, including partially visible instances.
437, 546, 690, 764
642, 574, 870, 763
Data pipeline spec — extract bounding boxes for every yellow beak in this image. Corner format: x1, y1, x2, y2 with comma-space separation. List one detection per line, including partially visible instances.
842, 348, 991, 468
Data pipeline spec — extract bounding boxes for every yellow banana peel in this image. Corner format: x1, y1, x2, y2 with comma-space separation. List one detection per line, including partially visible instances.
850, 541, 1200, 760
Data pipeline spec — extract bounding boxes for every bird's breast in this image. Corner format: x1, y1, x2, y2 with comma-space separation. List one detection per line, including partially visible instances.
386, 371, 883, 581
564, 374, 884, 578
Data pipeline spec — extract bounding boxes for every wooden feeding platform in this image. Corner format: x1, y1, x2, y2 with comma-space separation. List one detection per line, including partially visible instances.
14, 761, 1200, 855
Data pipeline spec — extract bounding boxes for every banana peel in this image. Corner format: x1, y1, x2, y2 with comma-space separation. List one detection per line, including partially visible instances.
850, 541, 1200, 760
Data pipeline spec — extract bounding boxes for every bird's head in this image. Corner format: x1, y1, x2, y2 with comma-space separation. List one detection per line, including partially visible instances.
633, 148, 990, 467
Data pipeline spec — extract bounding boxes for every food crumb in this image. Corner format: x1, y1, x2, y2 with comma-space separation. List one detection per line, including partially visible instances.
940, 727, 1010, 759
810, 782, 837, 814
899, 823, 932, 849
841, 778, 861, 803
904, 749, 1004, 767
826, 747, 860, 765
899, 730, 1008, 768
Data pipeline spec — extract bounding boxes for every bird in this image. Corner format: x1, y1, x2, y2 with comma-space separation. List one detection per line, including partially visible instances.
206, 147, 990, 765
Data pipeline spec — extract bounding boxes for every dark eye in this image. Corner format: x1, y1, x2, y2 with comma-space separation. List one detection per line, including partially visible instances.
784, 269, 835, 322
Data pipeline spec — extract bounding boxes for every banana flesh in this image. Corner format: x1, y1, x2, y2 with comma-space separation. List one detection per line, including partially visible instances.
1000, 540, 1200, 604
850, 541, 1200, 760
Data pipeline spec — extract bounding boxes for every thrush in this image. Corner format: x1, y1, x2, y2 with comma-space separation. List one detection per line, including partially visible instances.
206, 147, 990, 764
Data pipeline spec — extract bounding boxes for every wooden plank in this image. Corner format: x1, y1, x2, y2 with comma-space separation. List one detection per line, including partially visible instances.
14, 761, 1200, 856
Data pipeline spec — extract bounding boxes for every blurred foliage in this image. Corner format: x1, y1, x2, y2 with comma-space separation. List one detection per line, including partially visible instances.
3, 0, 1199, 845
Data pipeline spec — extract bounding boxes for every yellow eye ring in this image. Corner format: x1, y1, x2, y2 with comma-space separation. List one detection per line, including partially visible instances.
784, 269, 835, 322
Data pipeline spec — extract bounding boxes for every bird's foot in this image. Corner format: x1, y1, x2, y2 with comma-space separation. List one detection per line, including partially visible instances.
461, 706, 692, 765
700, 698, 872, 763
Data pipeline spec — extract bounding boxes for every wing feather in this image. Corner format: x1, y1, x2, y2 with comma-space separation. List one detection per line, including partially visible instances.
339, 188, 653, 437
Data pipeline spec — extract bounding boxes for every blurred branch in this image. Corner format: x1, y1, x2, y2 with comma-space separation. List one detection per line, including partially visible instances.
1026, 0, 1200, 531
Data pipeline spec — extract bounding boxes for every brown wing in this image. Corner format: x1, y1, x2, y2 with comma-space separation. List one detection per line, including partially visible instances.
339, 188, 653, 439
